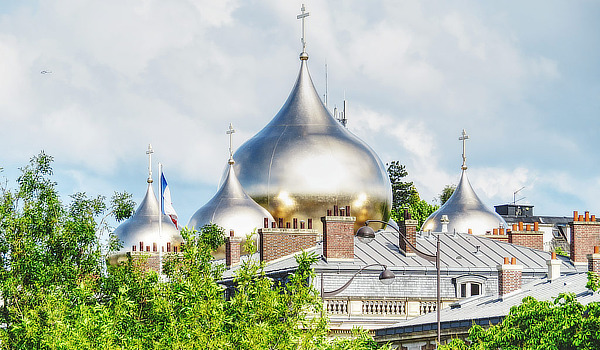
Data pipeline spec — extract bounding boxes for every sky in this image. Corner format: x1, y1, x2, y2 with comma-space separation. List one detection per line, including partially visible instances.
1, 0, 599, 226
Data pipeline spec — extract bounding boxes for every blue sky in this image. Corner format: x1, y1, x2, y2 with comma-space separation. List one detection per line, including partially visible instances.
0, 1, 599, 226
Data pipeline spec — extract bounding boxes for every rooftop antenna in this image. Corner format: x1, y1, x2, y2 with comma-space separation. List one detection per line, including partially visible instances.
297, 4, 310, 60
459, 129, 469, 170
324, 63, 328, 107
146, 144, 154, 183
226, 123, 236, 164
513, 186, 525, 205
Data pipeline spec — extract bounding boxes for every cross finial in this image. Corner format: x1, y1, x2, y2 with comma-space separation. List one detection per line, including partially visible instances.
146, 144, 154, 183
297, 4, 310, 60
459, 129, 469, 170
226, 123, 236, 164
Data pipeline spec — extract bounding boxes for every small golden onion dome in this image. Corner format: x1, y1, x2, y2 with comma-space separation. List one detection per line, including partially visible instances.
110, 182, 182, 264
232, 57, 392, 232
188, 160, 275, 258
422, 170, 507, 234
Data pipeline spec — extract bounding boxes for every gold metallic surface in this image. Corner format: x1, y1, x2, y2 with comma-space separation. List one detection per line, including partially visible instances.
232, 58, 392, 231
422, 170, 507, 234
188, 160, 275, 258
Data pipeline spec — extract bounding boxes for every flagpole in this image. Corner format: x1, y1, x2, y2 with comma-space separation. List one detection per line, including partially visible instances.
158, 162, 163, 275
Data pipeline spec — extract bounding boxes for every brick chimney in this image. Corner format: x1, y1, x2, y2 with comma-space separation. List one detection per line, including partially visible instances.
570, 211, 600, 265
259, 217, 318, 263
587, 246, 600, 274
547, 251, 561, 281
225, 230, 242, 268
399, 209, 418, 257
508, 221, 544, 250
322, 206, 356, 262
497, 257, 523, 298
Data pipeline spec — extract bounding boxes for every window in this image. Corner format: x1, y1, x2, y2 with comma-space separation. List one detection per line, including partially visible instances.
455, 275, 487, 298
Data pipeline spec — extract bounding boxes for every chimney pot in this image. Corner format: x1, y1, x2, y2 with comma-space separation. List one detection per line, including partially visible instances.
271, 222, 276, 228
308, 218, 313, 229
595, 246, 600, 254
334, 205, 339, 216
264, 218, 269, 228
585, 211, 590, 222
525, 224, 531, 231
534, 222, 539, 231
278, 218, 283, 228
592, 215, 597, 221
579, 215, 584, 221
500, 228, 505, 235
339, 208, 345, 216
493, 228, 498, 235
300, 220, 305, 229
346, 205, 351, 215
167, 242, 171, 252
518, 222, 524, 231
468, 228, 472, 235
153, 242, 157, 252
230, 230, 234, 237
327, 209, 332, 216
293, 218, 298, 229
286, 222, 291, 229
512, 224, 518, 231
132, 245, 136, 252
511, 257, 517, 265
551, 251, 557, 259
574, 210, 579, 221
504, 257, 510, 264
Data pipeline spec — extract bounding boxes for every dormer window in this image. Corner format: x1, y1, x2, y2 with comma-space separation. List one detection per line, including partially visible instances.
455, 275, 487, 298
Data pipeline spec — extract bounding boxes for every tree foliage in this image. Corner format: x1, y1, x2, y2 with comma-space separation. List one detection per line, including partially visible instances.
386, 161, 438, 230
440, 292, 600, 350
439, 184, 456, 205
0, 153, 388, 349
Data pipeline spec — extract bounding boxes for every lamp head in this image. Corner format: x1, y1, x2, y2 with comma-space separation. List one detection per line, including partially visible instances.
356, 224, 376, 244
379, 266, 395, 285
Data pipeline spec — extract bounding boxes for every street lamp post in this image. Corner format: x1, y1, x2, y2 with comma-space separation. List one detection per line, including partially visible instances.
320, 263, 395, 298
356, 220, 442, 345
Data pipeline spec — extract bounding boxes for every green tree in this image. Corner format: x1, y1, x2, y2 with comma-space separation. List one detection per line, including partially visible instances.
386, 161, 438, 230
439, 184, 456, 205
0, 153, 388, 349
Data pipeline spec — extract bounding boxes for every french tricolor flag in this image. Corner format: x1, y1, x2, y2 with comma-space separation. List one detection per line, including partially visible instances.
160, 169, 178, 229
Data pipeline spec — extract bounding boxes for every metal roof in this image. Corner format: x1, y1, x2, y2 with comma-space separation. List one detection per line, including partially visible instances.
376, 272, 600, 337
222, 230, 580, 279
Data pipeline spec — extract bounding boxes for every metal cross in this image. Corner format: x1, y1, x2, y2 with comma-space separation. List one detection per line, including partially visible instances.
297, 4, 310, 53
226, 123, 236, 161
146, 144, 154, 183
459, 129, 469, 170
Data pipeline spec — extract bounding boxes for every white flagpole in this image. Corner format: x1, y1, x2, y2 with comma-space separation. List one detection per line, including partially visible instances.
158, 162, 163, 275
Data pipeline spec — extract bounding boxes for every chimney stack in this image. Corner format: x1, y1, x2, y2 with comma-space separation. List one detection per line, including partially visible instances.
570, 211, 600, 265
587, 246, 600, 275
399, 209, 418, 256
225, 230, 242, 268
497, 257, 523, 298
547, 251, 561, 281
322, 205, 356, 261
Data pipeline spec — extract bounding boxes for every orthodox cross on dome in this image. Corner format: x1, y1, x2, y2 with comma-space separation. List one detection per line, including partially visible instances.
227, 123, 236, 164
146, 144, 154, 183
459, 129, 469, 170
297, 4, 310, 57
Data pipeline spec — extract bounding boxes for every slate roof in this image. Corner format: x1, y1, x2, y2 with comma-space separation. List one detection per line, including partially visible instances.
375, 272, 600, 338
222, 230, 582, 280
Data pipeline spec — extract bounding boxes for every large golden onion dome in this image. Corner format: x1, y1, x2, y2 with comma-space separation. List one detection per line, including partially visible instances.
188, 158, 275, 258
232, 55, 392, 231
110, 181, 183, 264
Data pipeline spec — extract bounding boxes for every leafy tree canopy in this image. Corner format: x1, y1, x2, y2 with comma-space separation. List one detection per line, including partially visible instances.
439, 184, 456, 205
386, 161, 438, 229
0, 153, 388, 350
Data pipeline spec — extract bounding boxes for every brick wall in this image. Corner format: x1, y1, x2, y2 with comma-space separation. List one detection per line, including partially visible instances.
588, 246, 600, 274
226, 236, 242, 268
497, 257, 522, 297
399, 219, 417, 255
322, 215, 356, 261
570, 212, 600, 264
259, 228, 318, 263
509, 231, 543, 250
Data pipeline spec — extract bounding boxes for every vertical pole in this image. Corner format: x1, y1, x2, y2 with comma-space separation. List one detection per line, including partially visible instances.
158, 162, 163, 275
436, 235, 441, 345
